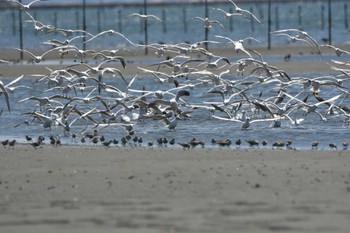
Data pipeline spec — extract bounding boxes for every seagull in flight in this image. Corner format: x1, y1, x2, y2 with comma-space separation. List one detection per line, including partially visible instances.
321, 44, 350, 57
128, 13, 162, 22
212, 115, 280, 129
14, 46, 63, 63
9, 0, 46, 10
228, 0, 261, 24
190, 17, 226, 30
84, 29, 136, 46
0, 80, 11, 112
215, 35, 261, 58
271, 29, 322, 55
213, 8, 243, 18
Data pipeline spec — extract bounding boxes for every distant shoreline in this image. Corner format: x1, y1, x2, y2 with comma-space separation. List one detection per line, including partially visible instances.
1, 43, 349, 78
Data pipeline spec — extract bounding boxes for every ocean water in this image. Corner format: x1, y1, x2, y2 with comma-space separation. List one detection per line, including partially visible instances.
0, 1, 350, 150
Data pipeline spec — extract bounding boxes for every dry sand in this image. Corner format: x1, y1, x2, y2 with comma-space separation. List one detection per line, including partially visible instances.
1, 145, 350, 233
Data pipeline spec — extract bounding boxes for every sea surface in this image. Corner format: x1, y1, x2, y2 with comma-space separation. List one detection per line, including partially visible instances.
0, 0, 350, 150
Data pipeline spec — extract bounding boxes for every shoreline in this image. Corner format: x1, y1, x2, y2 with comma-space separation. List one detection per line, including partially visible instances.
0, 140, 345, 151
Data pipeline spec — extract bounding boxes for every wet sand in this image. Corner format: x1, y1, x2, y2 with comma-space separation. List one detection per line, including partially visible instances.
1, 43, 348, 78
1, 144, 350, 232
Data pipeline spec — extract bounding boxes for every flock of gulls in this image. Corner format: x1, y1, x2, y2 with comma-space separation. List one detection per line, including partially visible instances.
1, 0, 350, 150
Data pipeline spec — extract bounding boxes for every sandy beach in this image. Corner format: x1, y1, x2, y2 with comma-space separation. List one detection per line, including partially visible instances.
0, 144, 350, 233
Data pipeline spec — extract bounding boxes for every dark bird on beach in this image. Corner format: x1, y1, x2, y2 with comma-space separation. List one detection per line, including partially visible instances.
284, 53, 291, 62
235, 139, 241, 147
213, 139, 232, 147
121, 137, 127, 146
262, 140, 268, 146
31, 140, 42, 149
92, 136, 99, 145
50, 138, 56, 146
246, 139, 259, 147
38, 135, 45, 142
71, 133, 77, 143
286, 140, 293, 147
178, 142, 191, 149
148, 141, 154, 147
56, 139, 61, 146
189, 138, 205, 148
157, 137, 163, 146
311, 140, 319, 150
25, 135, 33, 142
169, 138, 175, 146
103, 140, 113, 147
1, 139, 9, 147
342, 139, 349, 150
329, 143, 337, 150
8, 139, 16, 148
272, 141, 285, 149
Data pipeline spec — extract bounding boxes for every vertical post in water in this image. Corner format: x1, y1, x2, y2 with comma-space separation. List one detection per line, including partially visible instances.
97, 10, 101, 33
12, 11, 16, 35
54, 12, 58, 29
162, 9, 167, 33
139, 9, 143, 33
183, 8, 187, 33
204, 0, 208, 50
250, 7, 255, 32
275, 6, 279, 30
345, 3, 348, 30
321, 5, 325, 30
75, 10, 79, 29
267, 0, 271, 50
144, 0, 148, 55
229, 8, 233, 32
298, 5, 302, 26
82, 0, 86, 51
328, 0, 332, 45
118, 10, 123, 33
18, 0, 23, 60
